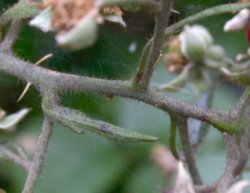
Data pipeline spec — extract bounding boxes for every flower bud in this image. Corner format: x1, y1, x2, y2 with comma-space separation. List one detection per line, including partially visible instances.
180, 25, 213, 63
207, 45, 225, 61
224, 8, 250, 32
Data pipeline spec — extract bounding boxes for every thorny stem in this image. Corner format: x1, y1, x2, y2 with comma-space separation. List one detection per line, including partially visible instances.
1, 2, 250, 193
22, 117, 53, 193
136, 0, 173, 89
177, 116, 203, 185
0, 52, 235, 133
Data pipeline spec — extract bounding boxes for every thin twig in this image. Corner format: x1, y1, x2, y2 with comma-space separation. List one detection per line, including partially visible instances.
177, 116, 203, 185
194, 184, 216, 193
22, 117, 53, 193
0, 145, 31, 171
137, 0, 174, 89
216, 134, 248, 193
0, 20, 22, 52
132, 39, 153, 87
169, 114, 178, 159
234, 87, 250, 114
165, 3, 250, 37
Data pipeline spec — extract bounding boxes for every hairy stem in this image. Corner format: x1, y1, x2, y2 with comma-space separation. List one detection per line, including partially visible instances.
169, 115, 178, 159
22, 117, 53, 193
138, 0, 174, 89
216, 134, 248, 193
177, 116, 203, 185
132, 39, 153, 87
0, 52, 235, 133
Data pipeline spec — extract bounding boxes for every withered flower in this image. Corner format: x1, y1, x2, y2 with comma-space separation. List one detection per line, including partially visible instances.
165, 36, 188, 74
30, 0, 125, 51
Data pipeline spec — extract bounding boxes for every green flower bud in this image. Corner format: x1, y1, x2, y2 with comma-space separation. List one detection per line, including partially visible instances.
207, 45, 225, 61
180, 25, 213, 63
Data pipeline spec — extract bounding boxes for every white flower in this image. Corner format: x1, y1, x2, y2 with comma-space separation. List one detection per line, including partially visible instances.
224, 8, 250, 32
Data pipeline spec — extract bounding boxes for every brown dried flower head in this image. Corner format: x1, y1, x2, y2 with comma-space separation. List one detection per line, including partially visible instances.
165, 36, 188, 74
42, 0, 96, 32
30, 0, 125, 50
101, 6, 123, 17
41, 0, 124, 33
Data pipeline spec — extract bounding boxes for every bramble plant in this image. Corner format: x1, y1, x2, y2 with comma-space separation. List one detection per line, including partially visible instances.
1, 0, 250, 193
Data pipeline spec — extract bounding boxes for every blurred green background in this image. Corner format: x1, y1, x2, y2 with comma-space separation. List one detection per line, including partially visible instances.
0, 0, 248, 193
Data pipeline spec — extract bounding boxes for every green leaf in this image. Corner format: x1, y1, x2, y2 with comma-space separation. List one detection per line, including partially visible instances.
43, 102, 159, 142
0, 108, 30, 131
0, 1, 39, 26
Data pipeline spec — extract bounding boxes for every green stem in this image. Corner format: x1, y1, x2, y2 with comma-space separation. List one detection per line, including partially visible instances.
138, 0, 174, 89
165, 3, 250, 36
177, 116, 203, 185
22, 117, 53, 193
132, 39, 153, 87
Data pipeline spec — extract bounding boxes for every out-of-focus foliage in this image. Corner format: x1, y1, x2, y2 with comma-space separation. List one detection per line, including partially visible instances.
0, 0, 248, 193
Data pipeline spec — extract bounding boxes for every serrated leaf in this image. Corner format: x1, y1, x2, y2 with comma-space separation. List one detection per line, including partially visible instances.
0, 108, 30, 131
43, 103, 159, 142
